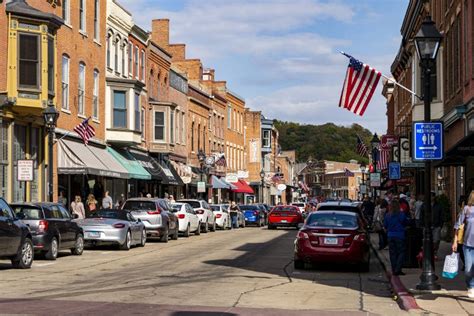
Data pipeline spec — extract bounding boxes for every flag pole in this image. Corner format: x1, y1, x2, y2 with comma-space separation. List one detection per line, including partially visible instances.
339, 51, 422, 101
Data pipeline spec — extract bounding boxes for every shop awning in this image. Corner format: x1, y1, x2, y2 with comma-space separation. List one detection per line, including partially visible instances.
57, 139, 129, 179
107, 148, 151, 180
231, 179, 254, 194
436, 133, 474, 166
211, 175, 230, 189
161, 161, 185, 186
221, 178, 238, 190
127, 150, 163, 180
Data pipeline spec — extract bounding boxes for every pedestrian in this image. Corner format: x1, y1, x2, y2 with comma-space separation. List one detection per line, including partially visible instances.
399, 193, 410, 214
71, 195, 85, 219
102, 191, 113, 209
86, 194, 98, 217
229, 201, 240, 228
361, 195, 375, 226
454, 195, 467, 268
453, 191, 474, 298
373, 198, 388, 250
431, 193, 444, 258
115, 194, 125, 209
384, 199, 409, 276
169, 195, 176, 203
146, 193, 152, 198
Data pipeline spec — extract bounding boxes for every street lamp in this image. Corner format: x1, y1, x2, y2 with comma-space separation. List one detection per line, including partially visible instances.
197, 150, 206, 199
259, 169, 265, 203
43, 102, 59, 202
414, 16, 442, 291
370, 133, 380, 200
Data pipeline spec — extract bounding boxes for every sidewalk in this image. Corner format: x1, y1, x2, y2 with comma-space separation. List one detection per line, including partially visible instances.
371, 234, 474, 314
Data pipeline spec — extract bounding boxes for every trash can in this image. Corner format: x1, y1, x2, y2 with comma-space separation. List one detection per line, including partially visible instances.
404, 226, 422, 268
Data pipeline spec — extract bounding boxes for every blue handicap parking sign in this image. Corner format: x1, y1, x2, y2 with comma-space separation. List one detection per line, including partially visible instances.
388, 162, 401, 180
413, 122, 443, 160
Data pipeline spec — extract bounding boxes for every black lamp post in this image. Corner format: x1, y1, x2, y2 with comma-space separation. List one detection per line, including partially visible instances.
360, 162, 366, 199
197, 150, 206, 199
43, 102, 59, 202
414, 16, 442, 291
259, 169, 265, 203
370, 133, 380, 201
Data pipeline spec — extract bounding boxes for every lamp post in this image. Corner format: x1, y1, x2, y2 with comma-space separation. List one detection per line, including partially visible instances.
43, 102, 59, 202
414, 16, 442, 291
370, 133, 380, 201
360, 162, 366, 199
197, 150, 206, 200
259, 169, 265, 203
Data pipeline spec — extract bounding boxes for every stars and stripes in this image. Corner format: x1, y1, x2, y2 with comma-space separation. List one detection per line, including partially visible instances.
377, 148, 390, 171
344, 168, 355, 177
298, 181, 310, 192
74, 117, 95, 145
214, 153, 227, 167
339, 53, 382, 116
356, 135, 369, 158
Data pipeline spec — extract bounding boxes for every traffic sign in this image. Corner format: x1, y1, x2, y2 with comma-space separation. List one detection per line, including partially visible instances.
413, 122, 443, 160
388, 162, 401, 180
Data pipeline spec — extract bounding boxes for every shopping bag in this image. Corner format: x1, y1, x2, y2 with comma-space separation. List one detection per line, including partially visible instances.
442, 252, 460, 279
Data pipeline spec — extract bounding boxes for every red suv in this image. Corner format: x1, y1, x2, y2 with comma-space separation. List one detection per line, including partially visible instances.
268, 205, 303, 229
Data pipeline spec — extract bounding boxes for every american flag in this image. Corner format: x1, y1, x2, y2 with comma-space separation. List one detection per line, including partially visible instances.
376, 148, 390, 171
74, 117, 96, 145
298, 181, 310, 192
356, 135, 369, 158
272, 173, 283, 183
344, 168, 355, 177
214, 153, 227, 167
339, 53, 382, 116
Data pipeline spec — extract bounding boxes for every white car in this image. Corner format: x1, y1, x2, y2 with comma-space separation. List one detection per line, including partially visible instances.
210, 204, 232, 230
291, 202, 306, 214
177, 200, 216, 233
170, 203, 201, 237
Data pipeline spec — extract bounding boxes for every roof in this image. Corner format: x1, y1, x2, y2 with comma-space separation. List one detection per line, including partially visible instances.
6, 0, 63, 28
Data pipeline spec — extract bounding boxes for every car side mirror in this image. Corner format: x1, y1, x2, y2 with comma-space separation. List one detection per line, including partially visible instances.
137, 218, 142, 222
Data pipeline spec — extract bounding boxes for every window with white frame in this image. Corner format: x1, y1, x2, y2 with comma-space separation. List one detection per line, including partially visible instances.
154, 111, 165, 141
134, 93, 140, 131
79, 0, 86, 32
227, 106, 231, 128
175, 110, 179, 143
113, 90, 127, 128
140, 50, 145, 81
78, 62, 85, 115
181, 112, 185, 144
121, 42, 126, 75
262, 129, 271, 148
106, 33, 112, 69
114, 38, 120, 73
170, 110, 174, 143
62, 0, 70, 25
94, 0, 100, 41
19, 33, 40, 90
61, 55, 70, 110
93, 70, 99, 119
141, 107, 145, 140
134, 46, 139, 78
128, 43, 133, 77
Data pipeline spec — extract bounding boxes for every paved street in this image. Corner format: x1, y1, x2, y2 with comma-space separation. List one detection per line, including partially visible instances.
0, 227, 403, 315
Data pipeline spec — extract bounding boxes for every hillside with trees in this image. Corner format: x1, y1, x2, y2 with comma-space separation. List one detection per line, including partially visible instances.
274, 121, 374, 163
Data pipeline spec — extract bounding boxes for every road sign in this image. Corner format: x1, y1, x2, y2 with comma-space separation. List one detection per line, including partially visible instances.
370, 173, 381, 187
388, 162, 401, 180
197, 181, 206, 193
413, 122, 443, 160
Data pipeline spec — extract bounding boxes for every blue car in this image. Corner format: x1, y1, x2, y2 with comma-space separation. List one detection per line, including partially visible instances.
239, 205, 265, 227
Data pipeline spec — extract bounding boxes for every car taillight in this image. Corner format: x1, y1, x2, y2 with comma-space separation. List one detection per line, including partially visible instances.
38, 220, 48, 233
178, 214, 185, 219
354, 234, 366, 242
113, 223, 125, 228
216, 214, 222, 218
253, 211, 259, 216
297, 231, 309, 240
147, 207, 162, 215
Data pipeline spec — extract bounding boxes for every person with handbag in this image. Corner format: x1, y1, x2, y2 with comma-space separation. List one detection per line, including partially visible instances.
453, 191, 474, 298
373, 198, 388, 250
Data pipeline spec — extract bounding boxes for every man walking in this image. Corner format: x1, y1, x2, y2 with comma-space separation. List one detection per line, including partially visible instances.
229, 201, 240, 228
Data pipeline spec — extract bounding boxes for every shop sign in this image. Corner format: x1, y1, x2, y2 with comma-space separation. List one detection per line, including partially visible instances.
17, 160, 33, 181
181, 176, 192, 184
225, 173, 239, 183
370, 172, 381, 187
197, 181, 206, 193
237, 170, 248, 179
381, 135, 399, 149
277, 184, 287, 191
360, 184, 367, 194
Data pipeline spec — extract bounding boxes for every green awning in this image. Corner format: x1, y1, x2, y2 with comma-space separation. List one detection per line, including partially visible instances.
107, 147, 151, 180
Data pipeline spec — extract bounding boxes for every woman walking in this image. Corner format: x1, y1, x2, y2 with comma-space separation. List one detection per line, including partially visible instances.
71, 195, 86, 219
384, 199, 408, 276
373, 198, 388, 250
86, 194, 98, 217
453, 191, 474, 298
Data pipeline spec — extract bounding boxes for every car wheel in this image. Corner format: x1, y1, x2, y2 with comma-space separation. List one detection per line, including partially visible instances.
45, 237, 59, 260
184, 224, 190, 237
71, 234, 84, 255
11, 238, 34, 269
172, 222, 179, 240
120, 231, 132, 250
202, 221, 209, 233
195, 222, 201, 235
294, 259, 305, 270
210, 220, 216, 232
139, 229, 147, 247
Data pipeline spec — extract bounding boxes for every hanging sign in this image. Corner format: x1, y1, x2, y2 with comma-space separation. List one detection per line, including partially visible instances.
370, 172, 381, 187
225, 173, 239, 183
17, 160, 34, 182
277, 184, 287, 191
197, 181, 206, 193
413, 122, 444, 160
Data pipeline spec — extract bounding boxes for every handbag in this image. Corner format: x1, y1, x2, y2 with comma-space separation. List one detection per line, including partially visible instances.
457, 223, 465, 244
442, 252, 460, 279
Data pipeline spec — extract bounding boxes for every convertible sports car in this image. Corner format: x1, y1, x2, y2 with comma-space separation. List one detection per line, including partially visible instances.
76, 209, 146, 250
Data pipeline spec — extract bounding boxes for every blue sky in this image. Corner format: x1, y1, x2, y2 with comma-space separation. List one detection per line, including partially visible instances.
120, 0, 409, 133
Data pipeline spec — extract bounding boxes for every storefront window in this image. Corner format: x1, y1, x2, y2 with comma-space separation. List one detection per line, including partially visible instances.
0, 121, 8, 198
13, 125, 27, 202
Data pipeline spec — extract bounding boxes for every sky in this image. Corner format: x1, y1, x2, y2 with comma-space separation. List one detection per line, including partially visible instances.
120, 0, 409, 134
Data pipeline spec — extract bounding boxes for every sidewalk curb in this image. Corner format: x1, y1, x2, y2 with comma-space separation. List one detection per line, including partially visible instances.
370, 237, 421, 311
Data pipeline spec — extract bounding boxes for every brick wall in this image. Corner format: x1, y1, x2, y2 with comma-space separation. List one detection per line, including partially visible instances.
245, 110, 262, 182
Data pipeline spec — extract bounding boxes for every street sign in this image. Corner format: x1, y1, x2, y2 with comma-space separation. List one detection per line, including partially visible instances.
401, 161, 424, 168
370, 173, 381, 187
197, 181, 206, 193
413, 122, 443, 160
388, 162, 401, 180
360, 184, 367, 194
17, 160, 34, 181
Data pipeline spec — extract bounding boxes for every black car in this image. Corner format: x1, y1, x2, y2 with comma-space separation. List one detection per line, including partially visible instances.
0, 198, 34, 269
11, 203, 84, 260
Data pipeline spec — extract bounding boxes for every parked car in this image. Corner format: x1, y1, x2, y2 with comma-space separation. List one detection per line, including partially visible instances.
122, 198, 178, 242
255, 204, 269, 224
77, 209, 146, 250
222, 204, 245, 228
268, 205, 304, 229
210, 204, 232, 229
170, 203, 201, 237
240, 205, 265, 226
294, 211, 370, 271
0, 198, 34, 269
291, 202, 306, 214
11, 202, 84, 260
177, 200, 216, 233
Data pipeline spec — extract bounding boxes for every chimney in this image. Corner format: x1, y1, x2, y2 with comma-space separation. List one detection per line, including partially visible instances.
151, 19, 170, 48
168, 44, 186, 61
202, 68, 215, 81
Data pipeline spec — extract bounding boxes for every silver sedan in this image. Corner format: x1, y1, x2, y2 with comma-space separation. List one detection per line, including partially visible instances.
76, 209, 146, 250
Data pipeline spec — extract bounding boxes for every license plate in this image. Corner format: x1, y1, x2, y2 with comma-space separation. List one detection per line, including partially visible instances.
324, 237, 338, 245
86, 231, 100, 238
281, 220, 287, 223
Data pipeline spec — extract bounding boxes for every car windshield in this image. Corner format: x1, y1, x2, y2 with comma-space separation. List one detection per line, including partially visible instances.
12, 206, 43, 219
318, 205, 360, 213
170, 204, 182, 212
292, 203, 304, 207
122, 201, 156, 211
240, 205, 258, 211
273, 206, 298, 212
210, 206, 221, 212
179, 201, 201, 208
90, 210, 129, 221
307, 213, 357, 228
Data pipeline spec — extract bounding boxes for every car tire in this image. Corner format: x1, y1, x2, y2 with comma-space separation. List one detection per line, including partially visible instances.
202, 221, 209, 233
160, 227, 169, 243
45, 237, 59, 260
11, 238, 34, 269
294, 259, 305, 270
195, 222, 201, 236
172, 222, 179, 240
359, 254, 371, 272
184, 224, 190, 237
71, 234, 84, 255
210, 221, 216, 232
139, 229, 147, 247
268, 224, 275, 230
120, 231, 132, 250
